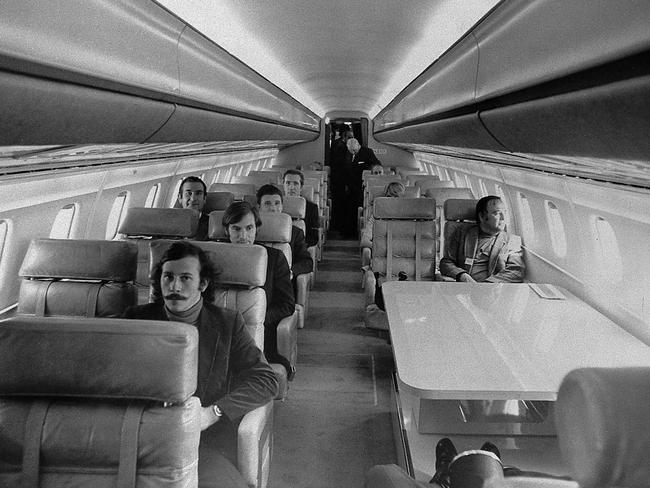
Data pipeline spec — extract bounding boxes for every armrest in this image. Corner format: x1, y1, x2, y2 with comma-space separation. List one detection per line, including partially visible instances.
238, 401, 274, 488
360, 247, 371, 269
277, 311, 298, 370
307, 246, 317, 276
434, 273, 455, 282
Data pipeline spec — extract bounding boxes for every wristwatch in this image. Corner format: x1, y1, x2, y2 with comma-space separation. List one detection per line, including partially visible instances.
212, 404, 223, 418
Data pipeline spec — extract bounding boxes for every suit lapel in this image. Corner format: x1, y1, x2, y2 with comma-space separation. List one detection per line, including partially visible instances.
464, 226, 479, 272
488, 231, 507, 274
197, 306, 221, 400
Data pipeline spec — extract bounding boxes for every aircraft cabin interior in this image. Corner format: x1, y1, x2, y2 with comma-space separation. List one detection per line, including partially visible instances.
1, 1, 649, 488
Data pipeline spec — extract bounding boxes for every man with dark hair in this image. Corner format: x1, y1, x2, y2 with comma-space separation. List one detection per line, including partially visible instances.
178, 176, 209, 240
440, 196, 525, 282
222, 201, 296, 379
256, 184, 313, 278
123, 241, 278, 488
344, 138, 381, 237
283, 169, 320, 247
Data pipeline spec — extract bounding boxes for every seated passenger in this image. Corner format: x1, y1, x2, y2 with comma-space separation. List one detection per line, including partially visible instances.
360, 181, 406, 245
222, 201, 296, 379
256, 183, 314, 279
178, 175, 209, 240
439, 195, 525, 283
123, 241, 278, 488
370, 163, 385, 175
283, 169, 320, 247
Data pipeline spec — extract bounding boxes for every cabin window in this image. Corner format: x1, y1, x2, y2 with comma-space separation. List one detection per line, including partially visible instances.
494, 184, 512, 230
105, 191, 129, 240
49, 203, 77, 239
199, 173, 206, 183
517, 192, 535, 245
452, 172, 464, 188
440, 167, 450, 180
593, 217, 622, 281
144, 184, 160, 208
0, 220, 9, 263
545, 201, 567, 257
169, 179, 183, 207
478, 180, 488, 197
213, 171, 221, 184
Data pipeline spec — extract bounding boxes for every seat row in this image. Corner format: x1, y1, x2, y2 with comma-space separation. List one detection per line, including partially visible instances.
2, 236, 288, 487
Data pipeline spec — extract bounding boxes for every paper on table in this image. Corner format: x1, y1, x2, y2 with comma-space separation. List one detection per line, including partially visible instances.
529, 283, 566, 300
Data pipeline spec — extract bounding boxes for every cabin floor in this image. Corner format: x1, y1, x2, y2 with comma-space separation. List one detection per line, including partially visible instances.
270, 235, 398, 488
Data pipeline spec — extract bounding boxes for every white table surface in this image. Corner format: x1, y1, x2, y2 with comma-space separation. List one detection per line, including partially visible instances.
383, 281, 650, 400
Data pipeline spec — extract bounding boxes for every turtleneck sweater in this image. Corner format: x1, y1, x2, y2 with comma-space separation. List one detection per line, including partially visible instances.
165, 297, 203, 326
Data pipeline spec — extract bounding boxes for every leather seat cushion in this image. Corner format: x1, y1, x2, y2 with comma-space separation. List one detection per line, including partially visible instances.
0, 397, 200, 487
18, 280, 137, 318
0, 316, 197, 403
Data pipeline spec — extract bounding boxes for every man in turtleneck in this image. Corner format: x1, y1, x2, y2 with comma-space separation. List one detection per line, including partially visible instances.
178, 176, 210, 240
440, 195, 525, 282
123, 241, 278, 488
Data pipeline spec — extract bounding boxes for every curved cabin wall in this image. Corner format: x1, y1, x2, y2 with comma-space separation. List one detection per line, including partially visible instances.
0, 0, 320, 146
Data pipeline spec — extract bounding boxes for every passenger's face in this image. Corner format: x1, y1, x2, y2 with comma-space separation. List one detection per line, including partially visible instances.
178, 182, 206, 212
283, 175, 302, 197
259, 194, 283, 213
371, 166, 384, 175
160, 256, 207, 312
479, 199, 506, 234
227, 213, 257, 245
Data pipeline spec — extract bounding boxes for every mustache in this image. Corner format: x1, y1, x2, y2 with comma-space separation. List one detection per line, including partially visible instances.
164, 293, 187, 301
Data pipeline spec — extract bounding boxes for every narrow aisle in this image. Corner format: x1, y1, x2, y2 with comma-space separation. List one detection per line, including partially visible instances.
270, 236, 397, 488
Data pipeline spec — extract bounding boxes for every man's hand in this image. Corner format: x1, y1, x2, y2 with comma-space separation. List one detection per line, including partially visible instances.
199, 405, 221, 431
458, 273, 476, 283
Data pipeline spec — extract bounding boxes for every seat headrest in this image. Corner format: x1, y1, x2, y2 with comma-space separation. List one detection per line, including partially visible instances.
301, 186, 314, 202
403, 186, 421, 198
373, 197, 436, 219
424, 187, 474, 201
419, 180, 456, 191
243, 194, 257, 207
208, 183, 257, 198
205, 191, 234, 212
556, 367, 650, 488
414, 176, 441, 186
283, 196, 306, 219
444, 199, 478, 221
0, 316, 197, 403
257, 213, 292, 243
118, 208, 199, 238
19, 239, 137, 281
208, 211, 227, 240
364, 176, 403, 186
150, 240, 267, 288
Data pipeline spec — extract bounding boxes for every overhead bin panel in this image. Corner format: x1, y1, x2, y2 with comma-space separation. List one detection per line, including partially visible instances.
373, 35, 479, 133
0, 0, 319, 146
375, 113, 503, 151
473, 0, 650, 101
177, 28, 320, 132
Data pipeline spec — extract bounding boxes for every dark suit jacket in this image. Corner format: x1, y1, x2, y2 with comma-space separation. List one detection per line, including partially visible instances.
347, 147, 381, 205
290, 226, 313, 276
262, 246, 295, 356
194, 212, 209, 241
123, 301, 278, 421
304, 199, 320, 247
439, 225, 525, 283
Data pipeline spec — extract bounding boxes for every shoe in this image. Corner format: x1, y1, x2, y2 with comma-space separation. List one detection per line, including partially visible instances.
480, 441, 501, 460
430, 438, 457, 486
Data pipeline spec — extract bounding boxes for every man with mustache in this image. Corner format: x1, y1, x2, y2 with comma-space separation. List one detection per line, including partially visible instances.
123, 241, 278, 488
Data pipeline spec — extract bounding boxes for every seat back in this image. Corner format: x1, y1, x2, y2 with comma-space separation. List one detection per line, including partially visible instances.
442, 199, 478, 261
231, 174, 279, 188
413, 175, 441, 188
204, 191, 235, 212
209, 182, 257, 200
0, 315, 200, 487
208, 210, 228, 241
282, 196, 306, 221
150, 240, 268, 348
403, 186, 421, 198
371, 198, 436, 281
17, 238, 138, 318
418, 179, 456, 192
555, 367, 650, 488
248, 170, 283, 185
300, 185, 315, 205
257, 213, 293, 269
118, 207, 199, 302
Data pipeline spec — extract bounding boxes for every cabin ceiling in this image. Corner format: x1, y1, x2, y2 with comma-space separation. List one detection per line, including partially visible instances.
158, 0, 499, 118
